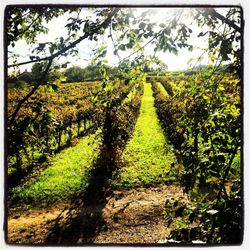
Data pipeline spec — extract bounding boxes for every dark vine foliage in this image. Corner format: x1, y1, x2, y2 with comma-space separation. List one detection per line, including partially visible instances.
101, 82, 144, 171
151, 70, 241, 244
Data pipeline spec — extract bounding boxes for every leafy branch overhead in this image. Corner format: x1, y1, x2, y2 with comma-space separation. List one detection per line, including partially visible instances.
8, 7, 242, 69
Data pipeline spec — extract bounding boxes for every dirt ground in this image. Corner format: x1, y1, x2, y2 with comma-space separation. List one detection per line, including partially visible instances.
7, 184, 188, 245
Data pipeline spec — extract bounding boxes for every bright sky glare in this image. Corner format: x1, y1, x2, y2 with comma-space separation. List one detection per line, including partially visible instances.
8, 7, 227, 73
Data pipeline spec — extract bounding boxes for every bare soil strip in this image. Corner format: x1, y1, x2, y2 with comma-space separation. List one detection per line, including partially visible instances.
8, 184, 188, 244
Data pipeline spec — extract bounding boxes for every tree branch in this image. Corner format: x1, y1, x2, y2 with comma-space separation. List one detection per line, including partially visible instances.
109, 20, 121, 61
208, 9, 241, 33
13, 17, 38, 41
217, 140, 240, 201
8, 8, 119, 68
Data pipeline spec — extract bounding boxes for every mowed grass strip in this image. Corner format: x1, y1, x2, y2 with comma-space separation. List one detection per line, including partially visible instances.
113, 82, 176, 187
11, 131, 102, 206
156, 82, 168, 96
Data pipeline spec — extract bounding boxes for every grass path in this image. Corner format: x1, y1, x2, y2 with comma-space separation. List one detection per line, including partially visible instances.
113, 82, 176, 187
11, 131, 102, 206
156, 82, 168, 96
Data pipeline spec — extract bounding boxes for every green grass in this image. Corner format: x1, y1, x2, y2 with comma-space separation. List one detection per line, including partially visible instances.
156, 82, 168, 96
113, 82, 177, 187
8, 120, 94, 177
11, 130, 102, 206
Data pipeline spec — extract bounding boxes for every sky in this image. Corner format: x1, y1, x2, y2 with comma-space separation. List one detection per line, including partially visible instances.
7, 7, 222, 73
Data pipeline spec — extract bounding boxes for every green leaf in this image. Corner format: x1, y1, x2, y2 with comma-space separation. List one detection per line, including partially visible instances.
49, 46, 54, 54
44, 85, 54, 93
218, 85, 225, 91
27, 123, 34, 133
118, 44, 126, 51
176, 219, 187, 229
139, 22, 146, 29
203, 95, 210, 100
206, 177, 219, 183
47, 111, 53, 118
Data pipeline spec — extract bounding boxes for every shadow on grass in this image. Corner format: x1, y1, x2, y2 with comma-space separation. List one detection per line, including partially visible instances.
45, 145, 116, 244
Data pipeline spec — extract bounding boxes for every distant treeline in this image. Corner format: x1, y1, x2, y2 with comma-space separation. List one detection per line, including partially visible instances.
8, 62, 234, 87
